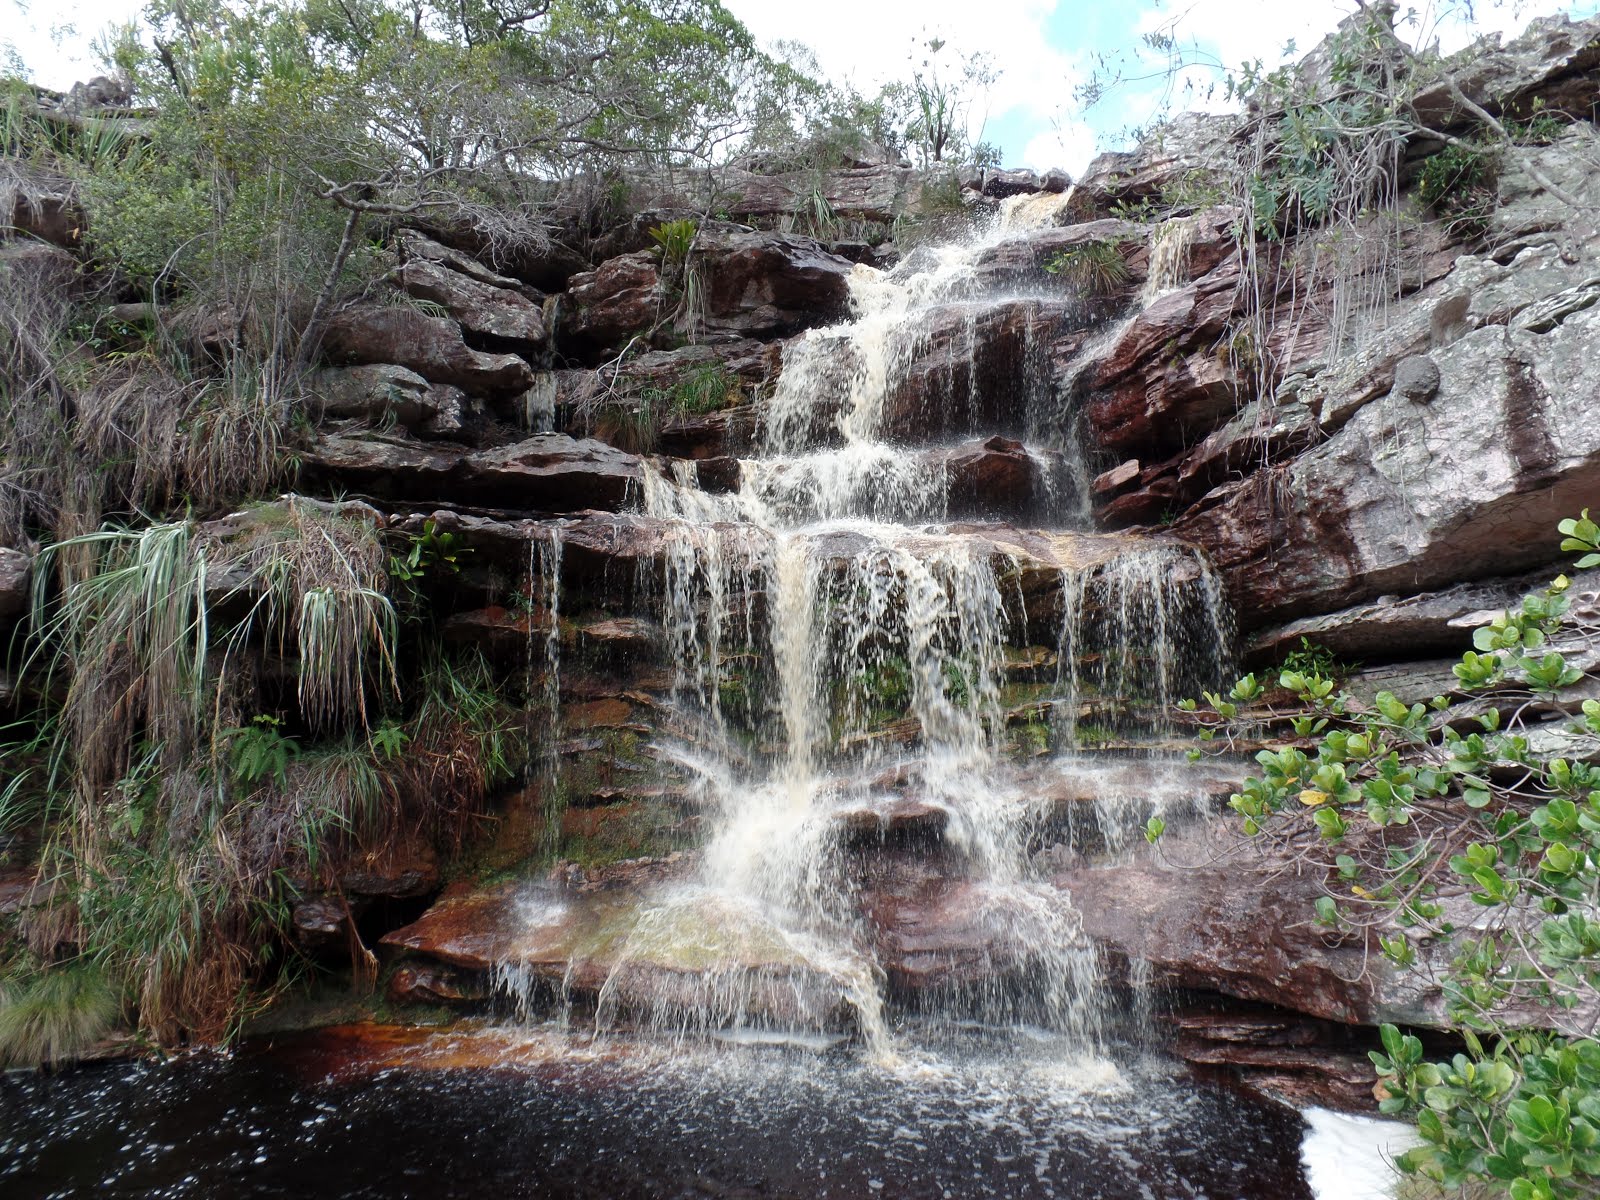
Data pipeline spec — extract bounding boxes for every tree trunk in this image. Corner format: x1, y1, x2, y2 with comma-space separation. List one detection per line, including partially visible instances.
288, 205, 364, 385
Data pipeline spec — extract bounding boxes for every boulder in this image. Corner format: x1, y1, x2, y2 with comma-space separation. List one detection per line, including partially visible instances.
305, 431, 643, 511
589, 212, 745, 263
556, 251, 662, 357
720, 165, 923, 225
1169, 1009, 1379, 1111
1390, 354, 1440, 403
396, 257, 548, 351
982, 168, 1042, 198
387, 962, 487, 1005
323, 306, 535, 396
1175, 296, 1600, 626
878, 298, 1084, 442
1062, 825, 1408, 1026
565, 233, 861, 411
1040, 168, 1072, 194
292, 898, 358, 954
656, 407, 760, 461
301, 430, 463, 497
3, 164, 83, 247
1247, 566, 1600, 665
337, 838, 441, 899
1408, 13, 1600, 132
1076, 112, 1242, 213
307, 364, 441, 426
1085, 269, 1245, 454
417, 384, 477, 440
394, 229, 533, 293
462, 435, 643, 510
860, 860, 1089, 997
1094, 460, 1142, 496
550, 337, 778, 454
1093, 399, 1319, 529
943, 436, 1047, 519
694, 230, 854, 339
0, 239, 82, 298
971, 218, 1148, 292
383, 876, 858, 1029
398, 212, 589, 293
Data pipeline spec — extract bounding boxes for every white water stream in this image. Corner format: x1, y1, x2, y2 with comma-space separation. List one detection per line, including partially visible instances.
518, 201, 1234, 1056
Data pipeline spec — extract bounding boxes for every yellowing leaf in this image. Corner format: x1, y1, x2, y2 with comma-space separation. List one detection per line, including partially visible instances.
1300, 788, 1329, 806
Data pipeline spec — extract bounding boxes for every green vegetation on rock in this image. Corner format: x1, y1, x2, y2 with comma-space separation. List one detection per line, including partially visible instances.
1179, 513, 1600, 1200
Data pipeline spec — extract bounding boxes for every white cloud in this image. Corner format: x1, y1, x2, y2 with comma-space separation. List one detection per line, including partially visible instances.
1021, 122, 1098, 173
724, 0, 1087, 163
1132, 0, 1600, 98
3, 0, 137, 87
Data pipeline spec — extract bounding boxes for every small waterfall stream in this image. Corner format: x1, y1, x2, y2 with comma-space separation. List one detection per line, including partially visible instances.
507, 203, 1234, 1057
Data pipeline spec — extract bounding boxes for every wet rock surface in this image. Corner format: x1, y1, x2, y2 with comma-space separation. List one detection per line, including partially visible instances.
1062, 836, 1388, 1026
12, 17, 1600, 1120
694, 230, 854, 338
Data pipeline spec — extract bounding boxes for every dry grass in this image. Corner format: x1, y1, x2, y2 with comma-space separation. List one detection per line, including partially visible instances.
222, 498, 398, 730
13, 498, 409, 1043
0, 269, 287, 548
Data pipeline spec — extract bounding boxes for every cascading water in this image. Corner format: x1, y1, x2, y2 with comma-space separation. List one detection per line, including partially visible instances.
1141, 214, 1198, 306
508, 202, 1234, 1057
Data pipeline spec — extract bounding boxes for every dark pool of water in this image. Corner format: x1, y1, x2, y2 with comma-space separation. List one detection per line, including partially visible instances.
0, 1024, 1314, 1199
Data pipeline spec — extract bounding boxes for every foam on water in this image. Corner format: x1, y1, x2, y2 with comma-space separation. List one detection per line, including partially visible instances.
0, 1025, 1322, 1198
1301, 1107, 1418, 1200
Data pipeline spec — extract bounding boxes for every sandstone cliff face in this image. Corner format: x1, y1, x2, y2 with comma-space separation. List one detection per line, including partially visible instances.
1058, 16, 1600, 635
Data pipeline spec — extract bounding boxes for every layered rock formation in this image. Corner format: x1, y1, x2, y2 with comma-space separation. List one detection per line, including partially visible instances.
6, 11, 1600, 1110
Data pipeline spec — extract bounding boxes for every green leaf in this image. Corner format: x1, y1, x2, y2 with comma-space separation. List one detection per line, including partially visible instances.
1379, 1024, 1403, 1061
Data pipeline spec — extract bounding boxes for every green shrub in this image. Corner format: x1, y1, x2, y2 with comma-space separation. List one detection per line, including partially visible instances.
649, 219, 698, 270
1044, 240, 1132, 296
793, 183, 839, 240
1280, 636, 1350, 682
663, 364, 741, 416
228, 715, 299, 786
1415, 141, 1498, 237
1179, 511, 1600, 1200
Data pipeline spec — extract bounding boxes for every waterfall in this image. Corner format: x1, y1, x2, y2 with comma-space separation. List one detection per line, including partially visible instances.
531, 527, 564, 854
1142, 215, 1197, 306
504, 211, 1235, 1056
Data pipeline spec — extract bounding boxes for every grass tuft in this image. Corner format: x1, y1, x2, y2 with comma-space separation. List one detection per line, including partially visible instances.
0, 961, 120, 1068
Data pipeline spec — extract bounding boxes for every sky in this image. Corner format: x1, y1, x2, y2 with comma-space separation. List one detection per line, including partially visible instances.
6, 0, 1599, 173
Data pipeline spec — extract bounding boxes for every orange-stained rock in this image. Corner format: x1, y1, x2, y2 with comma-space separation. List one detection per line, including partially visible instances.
564, 698, 635, 730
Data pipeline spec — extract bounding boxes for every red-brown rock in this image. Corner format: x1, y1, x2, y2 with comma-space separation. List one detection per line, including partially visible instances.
557, 252, 661, 356
304, 432, 642, 511
695, 230, 854, 338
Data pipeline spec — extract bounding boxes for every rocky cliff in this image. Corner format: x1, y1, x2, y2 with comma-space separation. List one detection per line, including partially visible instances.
3, 12, 1599, 1104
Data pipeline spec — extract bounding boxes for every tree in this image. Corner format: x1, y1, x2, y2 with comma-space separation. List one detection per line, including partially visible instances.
72, 0, 823, 381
